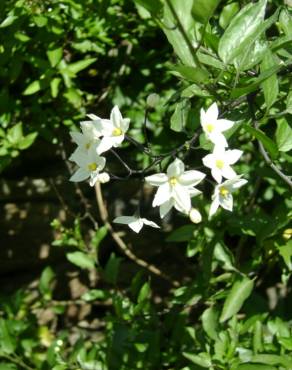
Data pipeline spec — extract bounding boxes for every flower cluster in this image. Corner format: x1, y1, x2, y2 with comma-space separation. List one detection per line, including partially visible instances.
68, 102, 247, 233
69, 106, 129, 186
200, 103, 247, 218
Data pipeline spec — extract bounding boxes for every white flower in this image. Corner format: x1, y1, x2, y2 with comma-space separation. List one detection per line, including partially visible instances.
93, 105, 130, 154
113, 216, 160, 233
69, 121, 101, 157
202, 146, 243, 184
145, 158, 205, 218
189, 208, 202, 224
69, 146, 106, 187
97, 172, 110, 184
209, 176, 248, 218
200, 102, 234, 147
146, 93, 160, 108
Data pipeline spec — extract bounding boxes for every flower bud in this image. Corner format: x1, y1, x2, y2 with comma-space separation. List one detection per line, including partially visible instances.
146, 93, 159, 108
189, 208, 202, 224
98, 172, 110, 184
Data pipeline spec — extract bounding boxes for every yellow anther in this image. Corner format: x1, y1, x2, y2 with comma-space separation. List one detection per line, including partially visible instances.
112, 127, 122, 136
88, 162, 97, 171
219, 186, 229, 197
216, 159, 224, 169
85, 142, 91, 150
206, 123, 214, 133
169, 177, 177, 186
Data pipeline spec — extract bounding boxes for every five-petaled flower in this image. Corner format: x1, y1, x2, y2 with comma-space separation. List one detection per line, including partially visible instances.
89, 105, 130, 154
69, 121, 101, 159
209, 176, 247, 217
200, 102, 234, 148
145, 158, 205, 218
69, 146, 106, 187
202, 145, 243, 184
113, 215, 160, 233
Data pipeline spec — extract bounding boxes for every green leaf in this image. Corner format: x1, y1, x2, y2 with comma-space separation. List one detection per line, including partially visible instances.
22, 80, 41, 95
243, 124, 278, 159
39, 266, 56, 298
103, 253, 122, 284
50, 77, 62, 98
0, 319, 16, 354
18, 132, 37, 150
7, 123, 23, 144
261, 50, 278, 109
138, 282, 151, 303
214, 242, 235, 271
47, 47, 63, 67
219, 2, 240, 29
91, 226, 108, 249
276, 117, 292, 152
201, 306, 219, 340
67, 58, 97, 74
192, 0, 221, 24
171, 65, 209, 84
183, 352, 212, 367
163, 0, 198, 66
133, 0, 162, 14
237, 365, 277, 370
170, 100, 189, 132
251, 354, 292, 368
286, 90, 292, 114
278, 240, 292, 270
81, 289, 108, 302
279, 8, 292, 37
230, 65, 281, 98
0, 15, 17, 28
66, 251, 96, 270
220, 276, 254, 323
218, 0, 267, 64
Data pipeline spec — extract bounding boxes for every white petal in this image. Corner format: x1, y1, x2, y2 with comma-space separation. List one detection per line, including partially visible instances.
112, 134, 125, 147
222, 165, 237, 180
97, 137, 114, 154
153, 182, 171, 207
200, 107, 207, 126
95, 119, 114, 136
70, 168, 89, 182
159, 199, 174, 218
71, 151, 89, 168
231, 178, 247, 190
205, 102, 219, 121
179, 170, 205, 186
219, 193, 233, 211
167, 158, 184, 177
172, 183, 191, 213
209, 132, 228, 147
188, 188, 202, 197
121, 118, 130, 132
87, 113, 99, 120
209, 196, 220, 218
113, 216, 137, 225
142, 219, 160, 228
70, 131, 85, 146
145, 173, 168, 186
227, 149, 243, 165
211, 167, 222, 183
202, 153, 214, 169
128, 219, 144, 233
110, 106, 123, 128
217, 119, 234, 132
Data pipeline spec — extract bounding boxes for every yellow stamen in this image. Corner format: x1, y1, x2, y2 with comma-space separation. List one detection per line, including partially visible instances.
169, 177, 177, 186
216, 159, 224, 169
219, 186, 229, 197
85, 142, 91, 150
88, 162, 97, 171
112, 127, 122, 136
206, 123, 214, 133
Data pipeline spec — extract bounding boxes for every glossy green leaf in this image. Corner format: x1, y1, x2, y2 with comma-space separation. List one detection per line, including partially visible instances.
192, 0, 221, 24
278, 240, 292, 270
39, 266, 56, 297
67, 58, 97, 74
18, 132, 37, 150
251, 354, 292, 367
138, 282, 151, 303
171, 65, 209, 84
237, 365, 276, 370
22, 80, 41, 95
163, 0, 198, 66
261, 50, 278, 109
170, 100, 188, 132
243, 124, 278, 159
0, 15, 17, 28
166, 225, 195, 242
0, 319, 16, 354
7, 122, 23, 144
47, 47, 63, 67
50, 77, 62, 98
279, 8, 292, 36
219, 2, 240, 29
81, 289, 108, 302
218, 0, 267, 64
66, 251, 96, 270
220, 277, 254, 322
286, 90, 292, 113
276, 117, 292, 152
133, 0, 163, 14
201, 306, 219, 340
183, 352, 212, 367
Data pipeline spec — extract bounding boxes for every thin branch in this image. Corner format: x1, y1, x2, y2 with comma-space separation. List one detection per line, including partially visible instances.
94, 182, 180, 287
